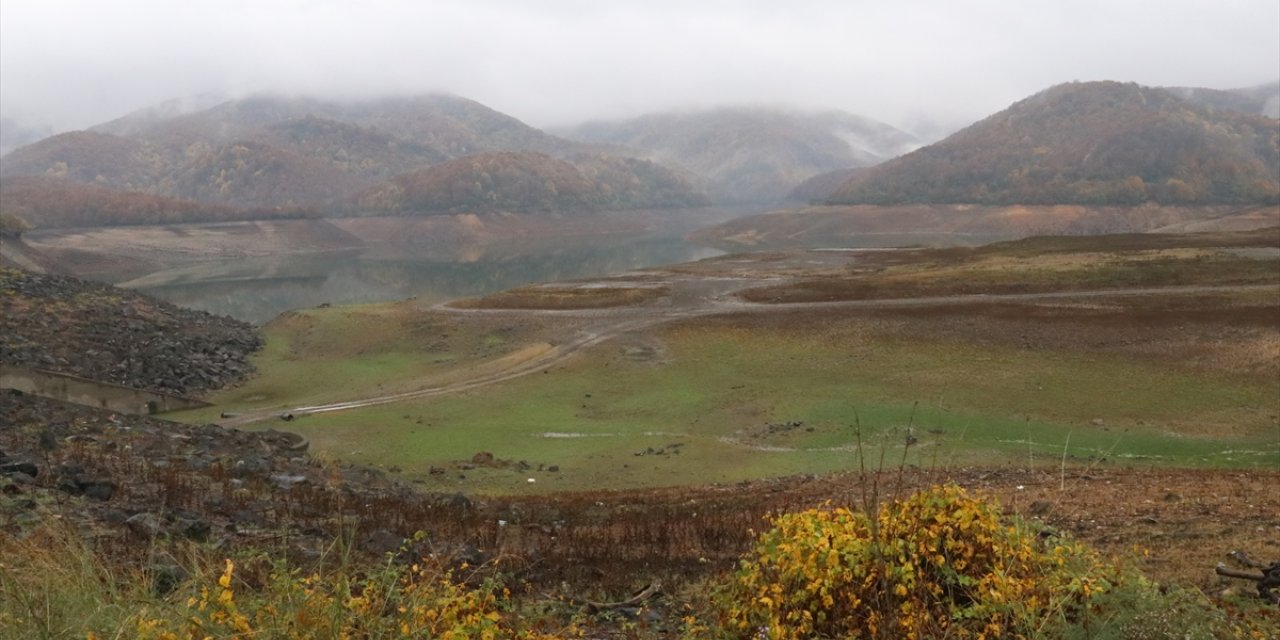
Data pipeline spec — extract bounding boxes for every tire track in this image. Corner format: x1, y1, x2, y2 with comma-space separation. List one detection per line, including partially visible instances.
218, 283, 1276, 426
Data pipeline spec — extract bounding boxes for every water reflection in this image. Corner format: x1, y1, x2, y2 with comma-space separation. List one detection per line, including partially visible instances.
129, 234, 723, 323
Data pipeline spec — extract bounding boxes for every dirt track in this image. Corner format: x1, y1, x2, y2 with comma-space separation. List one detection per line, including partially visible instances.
217, 282, 1278, 428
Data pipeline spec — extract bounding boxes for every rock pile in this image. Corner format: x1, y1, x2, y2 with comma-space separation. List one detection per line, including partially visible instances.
0, 268, 262, 396
0, 391, 478, 557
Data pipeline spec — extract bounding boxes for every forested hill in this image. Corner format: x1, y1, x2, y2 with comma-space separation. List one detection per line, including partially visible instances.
1169, 81, 1280, 119
560, 107, 919, 204
350, 151, 707, 214
828, 81, 1280, 206
0, 176, 313, 229
0, 94, 704, 215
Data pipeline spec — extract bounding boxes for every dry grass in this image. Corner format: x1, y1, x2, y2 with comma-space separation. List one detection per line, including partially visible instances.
451, 283, 670, 310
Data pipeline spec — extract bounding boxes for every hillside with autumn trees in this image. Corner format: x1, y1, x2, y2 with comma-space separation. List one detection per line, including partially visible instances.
0, 176, 315, 228
828, 81, 1280, 206
0, 94, 708, 218
350, 151, 706, 214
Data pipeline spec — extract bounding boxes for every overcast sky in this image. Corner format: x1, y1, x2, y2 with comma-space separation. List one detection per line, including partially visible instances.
2, 0, 1277, 136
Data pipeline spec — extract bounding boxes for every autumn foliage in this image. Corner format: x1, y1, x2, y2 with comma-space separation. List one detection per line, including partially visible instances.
350, 151, 706, 214
696, 485, 1124, 639
830, 81, 1280, 206
0, 176, 315, 228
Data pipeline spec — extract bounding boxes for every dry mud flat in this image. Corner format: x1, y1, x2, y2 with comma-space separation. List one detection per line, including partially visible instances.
692, 202, 1280, 250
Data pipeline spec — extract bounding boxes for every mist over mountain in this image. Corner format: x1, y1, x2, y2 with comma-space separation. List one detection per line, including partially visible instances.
0, 116, 53, 156
787, 167, 868, 203
828, 81, 1280, 206
1169, 81, 1280, 119
5, 77, 1278, 229
0, 94, 709, 214
558, 108, 919, 204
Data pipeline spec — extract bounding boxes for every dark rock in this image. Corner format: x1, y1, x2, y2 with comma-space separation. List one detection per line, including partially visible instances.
79, 478, 118, 501
455, 544, 487, 567
102, 509, 130, 525
126, 512, 164, 538
361, 529, 405, 556
149, 564, 189, 596
471, 451, 494, 465
0, 461, 39, 478
231, 509, 266, 528
179, 518, 212, 541
184, 456, 212, 471
57, 463, 86, 477
438, 492, 473, 511
231, 457, 268, 478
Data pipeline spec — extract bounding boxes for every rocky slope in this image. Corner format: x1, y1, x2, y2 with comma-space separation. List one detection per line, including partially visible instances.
0, 268, 262, 396
0, 392, 448, 562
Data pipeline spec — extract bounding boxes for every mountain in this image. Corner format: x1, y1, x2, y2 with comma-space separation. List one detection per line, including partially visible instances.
94, 94, 578, 157
828, 81, 1280, 206
0, 175, 314, 228
787, 167, 867, 203
0, 116, 55, 156
0, 131, 156, 188
350, 151, 706, 214
559, 107, 918, 204
2, 94, 696, 214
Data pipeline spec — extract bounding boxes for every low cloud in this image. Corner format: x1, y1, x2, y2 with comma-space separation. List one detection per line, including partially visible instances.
1, 0, 1277, 136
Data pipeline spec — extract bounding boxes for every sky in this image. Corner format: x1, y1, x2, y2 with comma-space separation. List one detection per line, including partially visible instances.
1, 0, 1278, 137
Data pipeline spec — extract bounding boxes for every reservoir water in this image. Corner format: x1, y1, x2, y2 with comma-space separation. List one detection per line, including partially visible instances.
129, 232, 722, 324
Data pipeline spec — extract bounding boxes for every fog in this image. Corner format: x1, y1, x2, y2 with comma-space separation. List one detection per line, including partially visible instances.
2, 0, 1278, 137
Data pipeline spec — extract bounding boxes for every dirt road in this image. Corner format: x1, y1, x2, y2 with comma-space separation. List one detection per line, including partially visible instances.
216, 282, 1277, 427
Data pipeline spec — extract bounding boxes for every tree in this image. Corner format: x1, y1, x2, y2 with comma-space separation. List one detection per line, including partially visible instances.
0, 212, 32, 238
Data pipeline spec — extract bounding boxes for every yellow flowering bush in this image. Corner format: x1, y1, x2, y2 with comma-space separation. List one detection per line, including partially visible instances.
700, 484, 1121, 640
127, 551, 565, 640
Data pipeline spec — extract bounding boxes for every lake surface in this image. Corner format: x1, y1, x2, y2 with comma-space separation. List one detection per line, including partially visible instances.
130, 232, 723, 324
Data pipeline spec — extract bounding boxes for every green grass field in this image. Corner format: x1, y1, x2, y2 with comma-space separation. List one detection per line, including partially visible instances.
174, 304, 1280, 495
177, 299, 546, 420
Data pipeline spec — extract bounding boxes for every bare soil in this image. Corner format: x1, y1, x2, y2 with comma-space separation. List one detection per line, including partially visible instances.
692, 202, 1280, 251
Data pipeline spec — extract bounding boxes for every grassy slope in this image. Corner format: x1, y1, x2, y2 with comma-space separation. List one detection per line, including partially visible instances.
177, 302, 1278, 495
178, 299, 545, 416
172, 230, 1280, 493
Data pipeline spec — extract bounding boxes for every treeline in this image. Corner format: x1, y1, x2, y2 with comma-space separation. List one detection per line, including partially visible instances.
349, 151, 706, 214
0, 176, 318, 229
830, 81, 1280, 206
